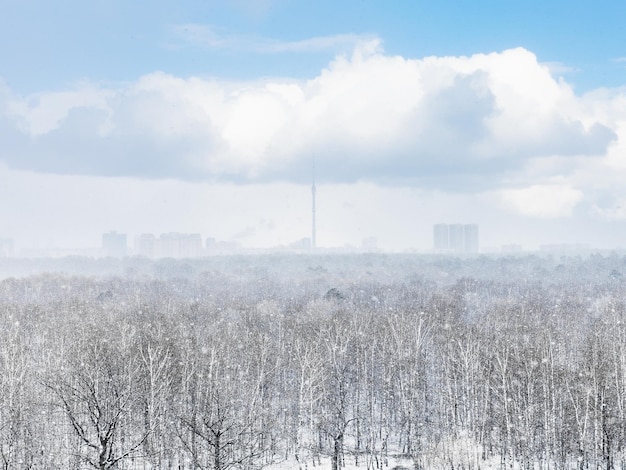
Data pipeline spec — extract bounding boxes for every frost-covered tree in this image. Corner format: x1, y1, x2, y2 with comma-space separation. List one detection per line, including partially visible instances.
45, 323, 149, 470
0, 320, 33, 469
177, 315, 272, 470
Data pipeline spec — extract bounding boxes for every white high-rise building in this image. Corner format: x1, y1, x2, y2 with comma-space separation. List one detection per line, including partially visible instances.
135, 233, 204, 258
179, 234, 203, 258
102, 231, 127, 257
449, 224, 465, 253
464, 224, 479, 254
432, 223, 480, 254
433, 224, 449, 251
136, 233, 157, 258
0, 238, 14, 257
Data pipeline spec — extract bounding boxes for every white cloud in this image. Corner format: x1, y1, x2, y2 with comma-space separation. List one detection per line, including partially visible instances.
0, 45, 621, 195
5, 84, 113, 136
542, 61, 578, 76
499, 184, 584, 218
173, 24, 379, 54
593, 203, 626, 221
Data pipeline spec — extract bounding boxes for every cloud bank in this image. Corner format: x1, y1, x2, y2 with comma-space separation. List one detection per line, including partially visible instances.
0, 44, 622, 194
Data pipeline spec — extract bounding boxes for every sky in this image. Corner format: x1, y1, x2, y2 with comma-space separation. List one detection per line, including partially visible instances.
1, 0, 626, 253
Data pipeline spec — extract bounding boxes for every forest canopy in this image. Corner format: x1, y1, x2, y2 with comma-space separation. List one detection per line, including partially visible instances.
0, 253, 625, 470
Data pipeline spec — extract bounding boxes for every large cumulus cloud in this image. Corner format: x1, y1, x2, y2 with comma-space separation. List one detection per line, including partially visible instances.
0, 44, 619, 190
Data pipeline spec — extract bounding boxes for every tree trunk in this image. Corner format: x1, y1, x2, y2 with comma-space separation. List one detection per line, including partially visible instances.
331, 434, 341, 470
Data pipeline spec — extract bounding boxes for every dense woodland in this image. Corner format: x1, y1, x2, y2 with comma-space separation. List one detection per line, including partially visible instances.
1, 253, 626, 470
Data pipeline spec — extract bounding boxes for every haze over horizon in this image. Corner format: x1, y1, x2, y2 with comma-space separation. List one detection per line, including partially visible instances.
2, 0, 626, 253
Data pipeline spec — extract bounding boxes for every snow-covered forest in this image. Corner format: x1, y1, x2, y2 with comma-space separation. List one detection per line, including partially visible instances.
1, 253, 625, 470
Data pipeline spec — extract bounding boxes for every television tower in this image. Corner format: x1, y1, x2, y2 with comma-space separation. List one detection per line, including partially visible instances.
311, 158, 317, 251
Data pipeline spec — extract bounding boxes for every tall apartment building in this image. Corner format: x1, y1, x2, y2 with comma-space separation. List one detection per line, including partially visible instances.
160, 233, 181, 258
432, 223, 479, 254
448, 224, 465, 253
464, 224, 479, 254
179, 233, 203, 258
433, 224, 449, 251
0, 238, 14, 257
136, 233, 157, 258
136, 233, 203, 258
102, 231, 127, 257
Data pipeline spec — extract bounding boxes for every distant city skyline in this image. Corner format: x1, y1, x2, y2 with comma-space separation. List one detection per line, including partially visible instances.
0, 227, 615, 259
1, 2, 626, 251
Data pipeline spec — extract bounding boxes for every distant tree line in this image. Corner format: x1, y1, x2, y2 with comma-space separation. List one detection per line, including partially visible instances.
0, 254, 625, 469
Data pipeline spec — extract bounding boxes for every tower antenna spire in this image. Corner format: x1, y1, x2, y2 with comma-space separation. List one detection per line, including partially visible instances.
311, 157, 316, 252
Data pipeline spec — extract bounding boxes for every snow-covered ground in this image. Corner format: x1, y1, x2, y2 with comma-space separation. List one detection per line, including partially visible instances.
265, 455, 414, 470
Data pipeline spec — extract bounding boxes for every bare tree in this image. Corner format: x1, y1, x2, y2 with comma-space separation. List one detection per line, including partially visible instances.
0, 321, 33, 469
46, 324, 149, 470
177, 316, 271, 470
314, 311, 360, 470
131, 315, 181, 468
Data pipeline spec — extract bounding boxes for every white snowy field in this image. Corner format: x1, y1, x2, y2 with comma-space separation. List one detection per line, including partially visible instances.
265, 456, 413, 470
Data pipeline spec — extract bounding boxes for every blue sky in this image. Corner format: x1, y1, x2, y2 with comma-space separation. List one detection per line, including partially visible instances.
3, 0, 625, 91
1, 0, 626, 253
